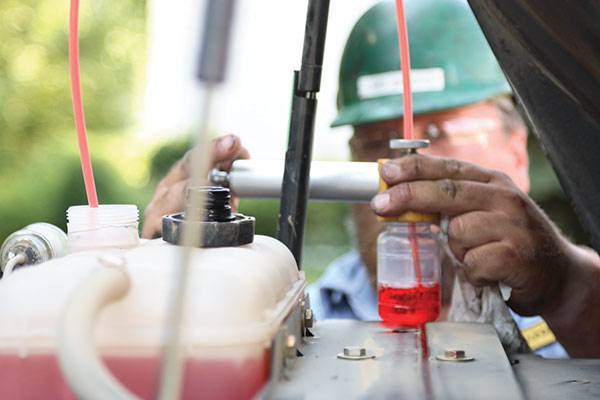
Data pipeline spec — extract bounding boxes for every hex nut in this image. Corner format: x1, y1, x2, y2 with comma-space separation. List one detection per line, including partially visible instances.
337, 346, 375, 361
436, 349, 474, 362
445, 350, 466, 360
344, 347, 366, 357
304, 308, 314, 328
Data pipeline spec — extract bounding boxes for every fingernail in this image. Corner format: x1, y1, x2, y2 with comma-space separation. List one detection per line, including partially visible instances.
219, 135, 235, 151
382, 163, 401, 180
371, 193, 390, 212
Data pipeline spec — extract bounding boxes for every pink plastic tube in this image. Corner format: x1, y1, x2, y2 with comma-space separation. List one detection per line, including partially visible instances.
394, 0, 422, 285
69, 0, 99, 208
394, 0, 414, 141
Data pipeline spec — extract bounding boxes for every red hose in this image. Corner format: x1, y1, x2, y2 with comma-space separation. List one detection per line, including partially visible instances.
394, 0, 422, 285
69, 0, 99, 208
394, 0, 414, 141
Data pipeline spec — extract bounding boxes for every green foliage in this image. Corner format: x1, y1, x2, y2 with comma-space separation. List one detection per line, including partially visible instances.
0, 0, 147, 242
237, 197, 350, 250
303, 203, 352, 282
148, 137, 192, 181
0, 0, 145, 163
0, 140, 150, 239
238, 200, 351, 283
238, 199, 279, 238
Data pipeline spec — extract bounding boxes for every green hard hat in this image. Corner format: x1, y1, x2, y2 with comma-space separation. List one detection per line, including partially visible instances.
332, 0, 511, 127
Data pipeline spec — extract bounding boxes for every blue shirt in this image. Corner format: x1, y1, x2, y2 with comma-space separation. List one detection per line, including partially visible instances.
307, 250, 568, 359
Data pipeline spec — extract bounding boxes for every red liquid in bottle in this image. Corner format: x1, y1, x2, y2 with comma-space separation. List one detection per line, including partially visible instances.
378, 283, 440, 326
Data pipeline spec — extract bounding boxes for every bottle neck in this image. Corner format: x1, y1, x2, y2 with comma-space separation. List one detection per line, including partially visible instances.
384, 222, 432, 234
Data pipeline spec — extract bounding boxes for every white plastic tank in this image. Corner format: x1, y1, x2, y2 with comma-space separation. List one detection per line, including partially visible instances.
0, 234, 303, 399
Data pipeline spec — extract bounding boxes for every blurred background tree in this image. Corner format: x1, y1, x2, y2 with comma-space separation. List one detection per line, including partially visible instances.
0, 0, 148, 239
0, 0, 587, 283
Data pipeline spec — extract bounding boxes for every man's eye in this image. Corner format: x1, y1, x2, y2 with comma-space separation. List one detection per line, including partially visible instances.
364, 138, 392, 152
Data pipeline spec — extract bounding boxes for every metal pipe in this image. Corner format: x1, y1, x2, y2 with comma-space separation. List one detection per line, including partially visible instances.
210, 160, 379, 203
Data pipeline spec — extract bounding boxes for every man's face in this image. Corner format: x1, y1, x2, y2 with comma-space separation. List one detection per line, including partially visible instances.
349, 101, 529, 280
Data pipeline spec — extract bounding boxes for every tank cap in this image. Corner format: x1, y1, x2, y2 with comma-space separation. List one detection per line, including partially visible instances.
162, 187, 255, 248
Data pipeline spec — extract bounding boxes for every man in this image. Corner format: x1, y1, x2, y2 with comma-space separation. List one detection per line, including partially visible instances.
306, 0, 564, 357
143, 0, 600, 358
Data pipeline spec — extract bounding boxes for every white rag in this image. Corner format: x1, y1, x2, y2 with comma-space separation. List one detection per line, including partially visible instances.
448, 268, 529, 354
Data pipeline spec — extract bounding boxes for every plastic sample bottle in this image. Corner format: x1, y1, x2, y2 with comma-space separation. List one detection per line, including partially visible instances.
67, 205, 139, 253
377, 220, 441, 326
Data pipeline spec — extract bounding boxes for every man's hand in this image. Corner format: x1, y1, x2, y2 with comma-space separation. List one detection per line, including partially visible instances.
370, 155, 577, 317
142, 134, 249, 239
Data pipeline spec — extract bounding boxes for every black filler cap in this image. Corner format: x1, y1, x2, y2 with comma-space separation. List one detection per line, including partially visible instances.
162, 187, 255, 248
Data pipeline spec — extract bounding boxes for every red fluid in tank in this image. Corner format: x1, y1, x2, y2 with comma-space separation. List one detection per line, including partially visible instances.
0, 352, 269, 399
378, 283, 440, 326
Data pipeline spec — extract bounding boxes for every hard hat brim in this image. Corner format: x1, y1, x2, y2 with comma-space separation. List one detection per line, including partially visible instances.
331, 84, 511, 128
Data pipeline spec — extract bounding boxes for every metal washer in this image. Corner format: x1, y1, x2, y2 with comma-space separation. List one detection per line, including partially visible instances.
389, 139, 430, 150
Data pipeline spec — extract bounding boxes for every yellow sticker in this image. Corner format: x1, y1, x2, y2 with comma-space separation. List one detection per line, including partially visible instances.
521, 320, 557, 351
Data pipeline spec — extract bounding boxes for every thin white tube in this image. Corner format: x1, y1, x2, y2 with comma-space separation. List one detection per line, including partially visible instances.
57, 256, 137, 400
2, 253, 26, 277
157, 85, 214, 400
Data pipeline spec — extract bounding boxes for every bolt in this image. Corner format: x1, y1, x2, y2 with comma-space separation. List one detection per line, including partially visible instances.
344, 346, 367, 357
444, 349, 466, 360
435, 349, 474, 362
304, 308, 314, 328
337, 346, 375, 360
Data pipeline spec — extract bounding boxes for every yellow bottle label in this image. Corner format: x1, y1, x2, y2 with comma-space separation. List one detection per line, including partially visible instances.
521, 320, 557, 351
